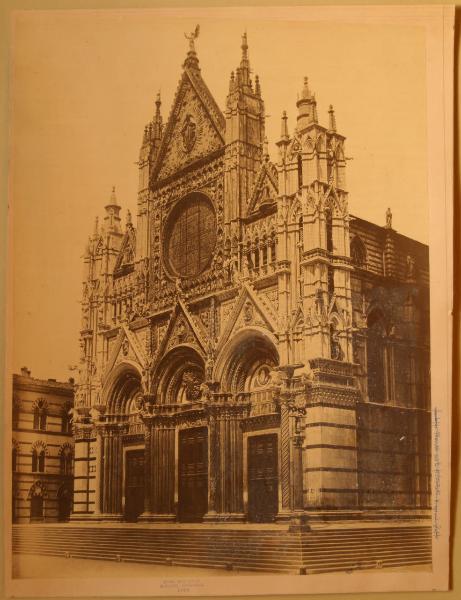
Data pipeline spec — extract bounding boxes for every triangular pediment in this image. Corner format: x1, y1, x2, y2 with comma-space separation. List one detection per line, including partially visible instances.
152, 69, 225, 182
216, 283, 278, 354
247, 161, 279, 215
156, 299, 208, 360
103, 325, 148, 383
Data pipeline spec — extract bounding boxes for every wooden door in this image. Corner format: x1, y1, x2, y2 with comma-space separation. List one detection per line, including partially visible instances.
248, 434, 278, 522
178, 427, 208, 522
124, 449, 145, 522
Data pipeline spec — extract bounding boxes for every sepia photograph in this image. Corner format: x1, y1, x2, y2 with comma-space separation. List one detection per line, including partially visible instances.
4, 4, 454, 597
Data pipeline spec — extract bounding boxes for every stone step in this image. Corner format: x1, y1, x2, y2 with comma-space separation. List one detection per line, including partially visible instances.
13, 534, 429, 554
12, 524, 432, 574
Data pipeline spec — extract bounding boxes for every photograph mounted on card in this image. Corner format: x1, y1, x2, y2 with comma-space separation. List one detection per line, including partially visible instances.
4, 4, 453, 598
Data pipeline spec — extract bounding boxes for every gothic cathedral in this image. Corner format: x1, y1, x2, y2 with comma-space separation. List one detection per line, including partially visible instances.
72, 32, 431, 525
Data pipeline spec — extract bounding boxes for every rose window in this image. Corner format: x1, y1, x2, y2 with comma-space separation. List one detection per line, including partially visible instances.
165, 193, 217, 278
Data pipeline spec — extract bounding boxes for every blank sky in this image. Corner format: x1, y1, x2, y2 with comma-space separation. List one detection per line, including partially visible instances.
10, 9, 428, 381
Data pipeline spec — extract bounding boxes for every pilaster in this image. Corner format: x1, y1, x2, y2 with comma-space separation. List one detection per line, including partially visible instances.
204, 393, 250, 522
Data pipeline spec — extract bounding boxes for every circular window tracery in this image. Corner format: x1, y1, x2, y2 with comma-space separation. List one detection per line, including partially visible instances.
165, 193, 217, 278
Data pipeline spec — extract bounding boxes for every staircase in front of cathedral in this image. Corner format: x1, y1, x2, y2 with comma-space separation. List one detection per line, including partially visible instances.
12, 523, 431, 574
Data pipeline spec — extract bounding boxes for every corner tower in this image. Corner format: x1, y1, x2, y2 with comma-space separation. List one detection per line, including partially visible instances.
224, 33, 266, 231
276, 78, 352, 366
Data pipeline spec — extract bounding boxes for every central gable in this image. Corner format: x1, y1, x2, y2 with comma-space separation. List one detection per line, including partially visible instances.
153, 71, 225, 182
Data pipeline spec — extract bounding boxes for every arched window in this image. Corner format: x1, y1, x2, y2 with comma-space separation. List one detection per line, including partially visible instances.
60, 447, 73, 476
351, 236, 367, 267
38, 451, 45, 472
325, 209, 333, 252
33, 407, 40, 430
39, 412, 47, 431
61, 410, 72, 434
32, 445, 46, 473
262, 244, 268, 266
33, 399, 47, 431
297, 155, 303, 189
367, 310, 387, 403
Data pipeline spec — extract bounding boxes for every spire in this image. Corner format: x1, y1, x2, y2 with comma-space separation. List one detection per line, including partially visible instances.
104, 186, 121, 233
126, 209, 132, 228
107, 185, 119, 208
93, 216, 99, 238
278, 111, 290, 142
183, 24, 200, 70
300, 76, 312, 101
152, 91, 163, 140
328, 105, 337, 132
296, 76, 318, 129
238, 31, 252, 91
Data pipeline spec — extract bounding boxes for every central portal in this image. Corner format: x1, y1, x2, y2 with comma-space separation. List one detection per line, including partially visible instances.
124, 449, 145, 522
178, 427, 208, 522
248, 434, 279, 522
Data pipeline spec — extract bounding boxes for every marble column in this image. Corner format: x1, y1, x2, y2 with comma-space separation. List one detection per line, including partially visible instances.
99, 423, 125, 521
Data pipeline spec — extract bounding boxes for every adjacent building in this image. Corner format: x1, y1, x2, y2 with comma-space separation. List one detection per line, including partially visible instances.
12, 368, 74, 522
71, 32, 430, 525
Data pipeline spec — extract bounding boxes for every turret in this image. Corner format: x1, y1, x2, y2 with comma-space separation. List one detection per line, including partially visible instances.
296, 77, 318, 131
103, 186, 122, 234
224, 32, 265, 224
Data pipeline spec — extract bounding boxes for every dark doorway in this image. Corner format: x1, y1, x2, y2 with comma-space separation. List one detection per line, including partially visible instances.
178, 427, 208, 522
124, 449, 145, 522
30, 495, 43, 521
248, 434, 279, 522
57, 487, 72, 521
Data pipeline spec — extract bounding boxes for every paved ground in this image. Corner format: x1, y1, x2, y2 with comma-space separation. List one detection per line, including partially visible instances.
12, 554, 253, 579
12, 553, 430, 580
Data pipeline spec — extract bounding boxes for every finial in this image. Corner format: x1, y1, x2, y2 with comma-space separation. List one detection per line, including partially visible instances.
126, 209, 132, 227
110, 186, 117, 205
263, 136, 269, 160
241, 31, 248, 58
255, 74, 261, 96
229, 70, 235, 92
155, 91, 161, 113
328, 105, 336, 132
301, 76, 311, 100
94, 216, 99, 236
183, 25, 200, 70
280, 111, 289, 140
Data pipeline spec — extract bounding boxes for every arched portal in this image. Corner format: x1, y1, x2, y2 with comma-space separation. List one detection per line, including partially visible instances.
154, 345, 205, 404
216, 328, 279, 393
105, 364, 142, 415
101, 363, 144, 521
215, 328, 280, 523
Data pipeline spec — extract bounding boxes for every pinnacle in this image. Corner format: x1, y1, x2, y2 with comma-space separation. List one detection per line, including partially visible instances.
109, 185, 119, 206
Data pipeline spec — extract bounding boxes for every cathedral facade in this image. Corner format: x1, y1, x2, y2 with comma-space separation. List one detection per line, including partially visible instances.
71, 32, 431, 525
